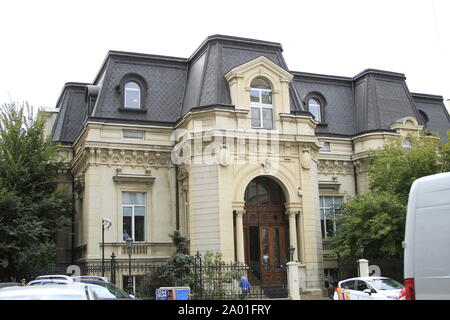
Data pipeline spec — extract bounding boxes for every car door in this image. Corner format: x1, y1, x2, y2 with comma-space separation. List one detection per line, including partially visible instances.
355, 280, 376, 300
340, 280, 357, 300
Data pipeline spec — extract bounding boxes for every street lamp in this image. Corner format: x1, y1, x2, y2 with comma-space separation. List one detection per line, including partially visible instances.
126, 236, 133, 295
101, 218, 112, 277
289, 246, 296, 262
359, 244, 365, 258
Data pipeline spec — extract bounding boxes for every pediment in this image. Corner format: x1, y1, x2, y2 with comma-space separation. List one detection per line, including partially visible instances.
224, 56, 293, 84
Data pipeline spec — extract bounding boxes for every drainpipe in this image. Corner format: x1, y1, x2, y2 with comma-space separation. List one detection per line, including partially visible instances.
175, 164, 180, 231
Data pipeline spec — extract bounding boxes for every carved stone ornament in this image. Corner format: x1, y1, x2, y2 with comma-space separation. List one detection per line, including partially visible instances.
300, 148, 312, 170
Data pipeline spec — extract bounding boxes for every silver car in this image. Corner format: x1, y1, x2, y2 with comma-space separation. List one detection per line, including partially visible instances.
0, 283, 98, 300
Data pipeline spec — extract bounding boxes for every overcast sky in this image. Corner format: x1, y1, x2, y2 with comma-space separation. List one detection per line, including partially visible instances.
1, 0, 449, 113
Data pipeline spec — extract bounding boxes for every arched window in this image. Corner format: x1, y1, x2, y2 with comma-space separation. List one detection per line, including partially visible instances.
124, 81, 141, 109
250, 77, 273, 129
308, 98, 321, 122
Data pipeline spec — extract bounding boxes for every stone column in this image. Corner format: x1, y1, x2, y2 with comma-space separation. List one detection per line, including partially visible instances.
235, 210, 246, 264
286, 211, 300, 261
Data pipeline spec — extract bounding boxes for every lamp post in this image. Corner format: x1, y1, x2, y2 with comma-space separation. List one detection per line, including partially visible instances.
289, 246, 296, 262
126, 236, 133, 295
101, 218, 112, 277
359, 244, 365, 259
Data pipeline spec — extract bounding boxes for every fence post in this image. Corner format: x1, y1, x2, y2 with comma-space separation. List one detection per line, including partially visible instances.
287, 262, 301, 300
110, 253, 116, 285
358, 259, 369, 277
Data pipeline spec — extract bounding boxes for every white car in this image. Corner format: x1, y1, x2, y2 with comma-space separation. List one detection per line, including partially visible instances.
0, 283, 98, 300
333, 277, 404, 300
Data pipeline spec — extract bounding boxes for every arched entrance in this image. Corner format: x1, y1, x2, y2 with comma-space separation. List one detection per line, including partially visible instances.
244, 176, 289, 285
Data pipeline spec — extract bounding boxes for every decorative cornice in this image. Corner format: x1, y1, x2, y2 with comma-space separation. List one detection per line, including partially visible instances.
317, 160, 353, 176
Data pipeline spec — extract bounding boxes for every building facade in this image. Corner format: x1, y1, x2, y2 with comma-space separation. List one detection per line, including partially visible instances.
43, 35, 450, 297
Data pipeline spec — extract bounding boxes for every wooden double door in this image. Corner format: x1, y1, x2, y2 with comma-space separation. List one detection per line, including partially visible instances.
243, 204, 289, 285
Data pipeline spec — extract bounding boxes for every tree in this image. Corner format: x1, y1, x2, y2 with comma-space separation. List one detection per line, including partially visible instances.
333, 131, 450, 259
0, 102, 72, 281
332, 192, 406, 259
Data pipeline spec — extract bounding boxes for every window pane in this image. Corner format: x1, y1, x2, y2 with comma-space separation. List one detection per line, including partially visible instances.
308, 98, 321, 122
123, 130, 144, 139
134, 206, 145, 216
324, 197, 333, 208
273, 228, 280, 265
258, 185, 269, 205
262, 108, 273, 129
245, 182, 257, 204
125, 81, 140, 90
123, 216, 132, 241
261, 91, 272, 104
261, 228, 269, 265
134, 216, 145, 241
251, 107, 261, 128
122, 192, 145, 205
251, 77, 271, 90
333, 197, 343, 206
125, 82, 140, 109
250, 90, 260, 103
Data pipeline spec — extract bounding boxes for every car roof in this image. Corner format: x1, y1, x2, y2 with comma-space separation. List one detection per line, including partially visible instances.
0, 283, 90, 295
339, 276, 390, 283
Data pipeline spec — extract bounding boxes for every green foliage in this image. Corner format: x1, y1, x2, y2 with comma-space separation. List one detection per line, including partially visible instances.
368, 133, 446, 203
140, 231, 194, 298
201, 251, 243, 299
0, 102, 72, 281
332, 192, 406, 259
333, 132, 450, 260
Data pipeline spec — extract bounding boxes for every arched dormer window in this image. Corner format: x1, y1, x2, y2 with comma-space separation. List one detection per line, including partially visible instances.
250, 77, 273, 129
308, 98, 322, 122
117, 74, 148, 112
124, 81, 141, 109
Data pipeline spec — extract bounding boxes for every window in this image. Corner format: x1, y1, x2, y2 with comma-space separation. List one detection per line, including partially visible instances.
123, 129, 144, 139
320, 196, 343, 238
250, 77, 273, 129
124, 81, 141, 109
320, 142, 331, 152
403, 138, 412, 148
356, 280, 370, 292
122, 192, 146, 242
308, 98, 321, 122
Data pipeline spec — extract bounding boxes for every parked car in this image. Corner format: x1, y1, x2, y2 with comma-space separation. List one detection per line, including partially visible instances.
0, 283, 98, 300
332, 277, 404, 300
0, 282, 23, 289
404, 172, 450, 300
28, 279, 73, 286
75, 278, 136, 299
29, 274, 135, 299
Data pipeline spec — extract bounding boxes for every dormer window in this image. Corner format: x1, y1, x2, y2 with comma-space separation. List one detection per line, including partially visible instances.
250, 77, 273, 129
124, 81, 141, 109
308, 98, 322, 122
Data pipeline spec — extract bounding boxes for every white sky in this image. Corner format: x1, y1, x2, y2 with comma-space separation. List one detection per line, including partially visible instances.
1, 0, 449, 113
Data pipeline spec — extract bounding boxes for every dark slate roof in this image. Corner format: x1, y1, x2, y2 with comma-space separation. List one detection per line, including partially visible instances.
411, 93, 450, 142
50, 35, 449, 144
51, 83, 88, 143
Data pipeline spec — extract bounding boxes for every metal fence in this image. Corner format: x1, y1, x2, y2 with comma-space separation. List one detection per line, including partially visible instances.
22, 253, 288, 300
336, 258, 403, 283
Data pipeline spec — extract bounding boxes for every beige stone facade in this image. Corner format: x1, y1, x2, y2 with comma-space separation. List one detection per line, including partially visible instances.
43, 35, 449, 298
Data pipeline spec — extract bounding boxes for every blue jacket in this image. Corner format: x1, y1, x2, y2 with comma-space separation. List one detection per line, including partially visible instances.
239, 277, 251, 291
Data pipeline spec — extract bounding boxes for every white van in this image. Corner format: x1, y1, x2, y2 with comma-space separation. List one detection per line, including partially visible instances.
403, 172, 450, 300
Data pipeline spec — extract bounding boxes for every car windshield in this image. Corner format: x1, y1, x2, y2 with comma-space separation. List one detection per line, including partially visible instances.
86, 283, 129, 299
367, 279, 403, 290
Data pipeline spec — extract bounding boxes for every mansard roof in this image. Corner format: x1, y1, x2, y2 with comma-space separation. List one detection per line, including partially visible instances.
51, 35, 449, 143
